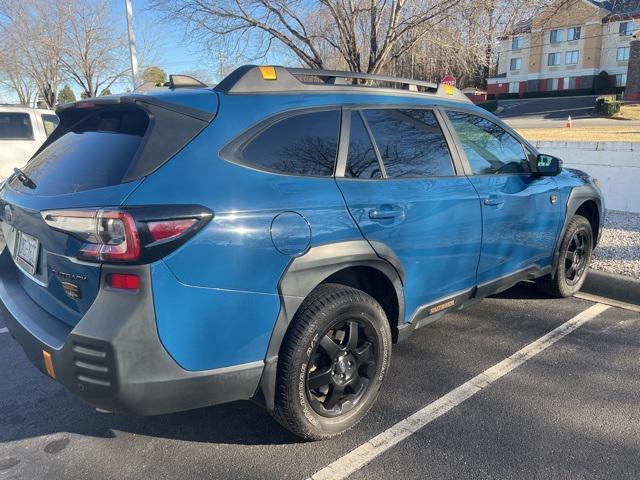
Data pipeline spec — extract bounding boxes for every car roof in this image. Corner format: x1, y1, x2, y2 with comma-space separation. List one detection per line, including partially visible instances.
0, 105, 56, 115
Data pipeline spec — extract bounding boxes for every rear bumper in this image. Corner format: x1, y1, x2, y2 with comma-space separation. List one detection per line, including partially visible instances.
0, 248, 263, 415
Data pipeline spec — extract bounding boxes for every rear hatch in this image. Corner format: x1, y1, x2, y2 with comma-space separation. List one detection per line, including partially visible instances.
0, 93, 215, 327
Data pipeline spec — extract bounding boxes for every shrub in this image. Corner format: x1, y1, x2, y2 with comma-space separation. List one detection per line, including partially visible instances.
595, 96, 621, 116
595, 70, 611, 95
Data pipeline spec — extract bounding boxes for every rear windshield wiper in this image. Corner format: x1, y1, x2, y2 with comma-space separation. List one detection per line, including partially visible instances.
13, 168, 37, 190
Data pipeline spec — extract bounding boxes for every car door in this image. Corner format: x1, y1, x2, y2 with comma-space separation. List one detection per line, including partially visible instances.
335, 107, 482, 324
442, 109, 562, 290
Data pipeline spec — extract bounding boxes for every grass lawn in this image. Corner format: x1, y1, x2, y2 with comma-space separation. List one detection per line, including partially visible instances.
517, 126, 640, 142
617, 103, 640, 121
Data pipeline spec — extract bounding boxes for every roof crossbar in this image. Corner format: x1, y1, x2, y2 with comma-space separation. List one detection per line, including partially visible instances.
287, 68, 439, 92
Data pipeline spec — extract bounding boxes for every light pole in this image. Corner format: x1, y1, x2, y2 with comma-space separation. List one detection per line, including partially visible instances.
125, 0, 140, 90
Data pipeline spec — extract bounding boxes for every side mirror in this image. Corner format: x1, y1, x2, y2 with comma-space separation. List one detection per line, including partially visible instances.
535, 154, 563, 176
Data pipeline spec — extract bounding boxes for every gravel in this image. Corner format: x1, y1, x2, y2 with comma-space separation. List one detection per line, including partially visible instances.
0, 210, 638, 281
592, 210, 640, 280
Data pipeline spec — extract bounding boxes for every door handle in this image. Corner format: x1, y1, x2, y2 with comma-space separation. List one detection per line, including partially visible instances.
483, 197, 505, 207
369, 206, 405, 220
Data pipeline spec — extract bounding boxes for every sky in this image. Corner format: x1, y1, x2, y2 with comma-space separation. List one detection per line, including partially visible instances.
0, 0, 289, 103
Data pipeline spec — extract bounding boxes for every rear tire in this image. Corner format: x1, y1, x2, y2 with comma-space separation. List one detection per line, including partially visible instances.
536, 215, 593, 298
272, 283, 392, 440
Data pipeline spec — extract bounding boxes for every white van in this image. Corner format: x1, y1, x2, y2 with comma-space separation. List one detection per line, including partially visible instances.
0, 106, 59, 179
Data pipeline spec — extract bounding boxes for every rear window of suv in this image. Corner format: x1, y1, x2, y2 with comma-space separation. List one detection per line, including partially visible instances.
9, 108, 149, 195
0, 113, 34, 140
233, 110, 340, 177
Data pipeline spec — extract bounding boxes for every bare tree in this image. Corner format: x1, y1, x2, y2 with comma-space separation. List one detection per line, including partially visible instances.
61, 0, 129, 98
0, 33, 37, 105
149, 0, 467, 74
0, 0, 66, 108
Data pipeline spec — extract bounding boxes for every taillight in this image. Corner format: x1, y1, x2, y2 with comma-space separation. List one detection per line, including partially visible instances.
148, 219, 197, 242
41, 205, 213, 264
42, 209, 141, 262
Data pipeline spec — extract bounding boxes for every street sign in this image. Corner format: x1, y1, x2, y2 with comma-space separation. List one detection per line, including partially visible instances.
442, 75, 457, 87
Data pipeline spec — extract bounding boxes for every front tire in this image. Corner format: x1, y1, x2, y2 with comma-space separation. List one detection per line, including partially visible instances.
536, 214, 593, 298
273, 283, 392, 440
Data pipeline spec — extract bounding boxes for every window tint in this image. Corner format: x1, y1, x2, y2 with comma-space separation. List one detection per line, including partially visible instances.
41, 114, 59, 137
362, 109, 454, 178
0, 113, 34, 140
345, 112, 382, 179
446, 111, 530, 175
10, 108, 148, 195
239, 110, 339, 177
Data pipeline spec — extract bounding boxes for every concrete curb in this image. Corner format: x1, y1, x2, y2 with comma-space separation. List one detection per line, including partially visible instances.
581, 269, 640, 306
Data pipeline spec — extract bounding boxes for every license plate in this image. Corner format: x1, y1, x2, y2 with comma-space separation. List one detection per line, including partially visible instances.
15, 231, 40, 276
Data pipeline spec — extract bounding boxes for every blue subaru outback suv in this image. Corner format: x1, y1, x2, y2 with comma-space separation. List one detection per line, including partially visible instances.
0, 66, 603, 440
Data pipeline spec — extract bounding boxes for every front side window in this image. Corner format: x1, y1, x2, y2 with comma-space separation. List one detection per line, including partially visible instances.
345, 112, 382, 179
567, 26, 581, 41
617, 46, 630, 61
548, 52, 561, 66
446, 111, 530, 175
565, 50, 580, 65
362, 109, 454, 178
550, 29, 563, 43
41, 114, 59, 137
512, 37, 524, 50
620, 21, 635, 36
238, 110, 340, 177
510, 58, 522, 71
0, 112, 34, 140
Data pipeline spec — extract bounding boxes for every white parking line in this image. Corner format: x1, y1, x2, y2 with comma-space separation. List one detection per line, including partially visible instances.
0, 327, 8, 334
309, 303, 611, 480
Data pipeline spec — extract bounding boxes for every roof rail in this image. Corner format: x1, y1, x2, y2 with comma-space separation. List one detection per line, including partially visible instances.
214, 65, 470, 102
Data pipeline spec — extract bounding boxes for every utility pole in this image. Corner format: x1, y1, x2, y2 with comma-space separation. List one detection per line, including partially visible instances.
125, 0, 140, 90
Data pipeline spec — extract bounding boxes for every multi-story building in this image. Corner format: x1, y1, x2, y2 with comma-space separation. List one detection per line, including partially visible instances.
487, 0, 639, 97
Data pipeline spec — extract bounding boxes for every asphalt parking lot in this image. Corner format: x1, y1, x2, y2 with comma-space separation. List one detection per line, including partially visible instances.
1, 282, 639, 480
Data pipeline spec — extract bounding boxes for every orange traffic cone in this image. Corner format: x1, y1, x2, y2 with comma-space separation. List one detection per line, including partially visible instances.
566, 115, 572, 128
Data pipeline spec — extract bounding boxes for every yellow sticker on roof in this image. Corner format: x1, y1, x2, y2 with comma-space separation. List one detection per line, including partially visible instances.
443, 84, 454, 95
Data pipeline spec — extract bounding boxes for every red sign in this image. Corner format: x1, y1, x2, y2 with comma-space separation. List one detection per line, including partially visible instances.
442, 75, 457, 87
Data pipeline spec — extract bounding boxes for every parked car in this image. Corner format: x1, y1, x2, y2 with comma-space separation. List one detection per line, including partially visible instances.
0, 66, 603, 440
0, 106, 59, 179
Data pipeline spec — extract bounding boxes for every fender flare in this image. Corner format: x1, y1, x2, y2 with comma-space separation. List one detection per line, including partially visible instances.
552, 184, 603, 276
255, 240, 404, 411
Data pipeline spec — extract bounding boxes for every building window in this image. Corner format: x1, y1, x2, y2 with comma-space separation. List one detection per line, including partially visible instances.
564, 77, 577, 90
550, 29, 563, 43
617, 46, 630, 61
510, 58, 522, 70
565, 51, 580, 65
619, 21, 635, 36
567, 26, 581, 41
512, 36, 524, 50
616, 74, 627, 87
548, 52, 561, 66
509, 82, 520, 93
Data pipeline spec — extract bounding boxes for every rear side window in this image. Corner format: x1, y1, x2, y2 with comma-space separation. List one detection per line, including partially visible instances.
0, 113, 34, 140
446, 111, 530, 175
345, 112, 382, 179
10, 108, 148, 195
41, 114, 59, 137
362, 109, 454, 178
237, 110, 340, 177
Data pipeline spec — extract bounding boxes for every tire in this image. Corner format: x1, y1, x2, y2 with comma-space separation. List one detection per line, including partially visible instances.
536, 214, 593, 298
272, 283, 392, 440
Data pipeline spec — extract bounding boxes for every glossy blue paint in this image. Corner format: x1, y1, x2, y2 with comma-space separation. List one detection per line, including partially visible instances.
336, 177, 482, 321
467, 175, 562, 284
151, 261, 282, 370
